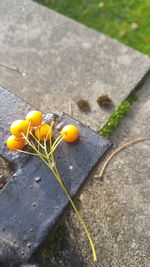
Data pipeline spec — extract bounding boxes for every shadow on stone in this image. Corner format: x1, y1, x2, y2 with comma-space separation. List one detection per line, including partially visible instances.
34, 220, 86, 267
0, 156, 15, 190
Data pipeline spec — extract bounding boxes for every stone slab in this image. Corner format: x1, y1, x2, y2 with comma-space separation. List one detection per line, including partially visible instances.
0, 86, 112, 266
48, 74, 150, 266
0, 0, 150, 131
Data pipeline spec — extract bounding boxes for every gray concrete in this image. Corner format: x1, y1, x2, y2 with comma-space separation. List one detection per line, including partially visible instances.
0, 0, 150, 131
44, 75, 150, 267
1, 1, 150, 265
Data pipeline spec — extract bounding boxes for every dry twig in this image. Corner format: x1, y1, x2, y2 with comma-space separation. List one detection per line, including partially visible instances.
68, 102, 73, 116
0, 62, 19, 72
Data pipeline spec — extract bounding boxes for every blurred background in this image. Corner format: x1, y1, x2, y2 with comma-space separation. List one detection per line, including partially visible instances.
34, 0, 150, 55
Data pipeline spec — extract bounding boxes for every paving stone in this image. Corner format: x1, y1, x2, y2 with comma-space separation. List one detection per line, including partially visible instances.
0, 87, 112, 266
0, 0, 150, 131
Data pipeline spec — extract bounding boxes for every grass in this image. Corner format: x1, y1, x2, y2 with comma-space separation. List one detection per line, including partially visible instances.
33, 0, 150, 55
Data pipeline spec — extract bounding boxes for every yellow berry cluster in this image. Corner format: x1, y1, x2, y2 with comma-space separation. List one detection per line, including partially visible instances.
6, 110, 79, 151
5, 111, 97, 262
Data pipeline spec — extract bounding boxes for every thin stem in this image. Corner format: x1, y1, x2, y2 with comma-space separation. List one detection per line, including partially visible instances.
18, 150, 38, 156
50, 143, 97, 262
52, 136, 64, 151
51, 135, 62, 149
30, 131, 45, 150
26, 120, 31, 139
48, 136, 64, 157
20, 129, 97, 262
31, 141, 48, 159
43, 139, 53, 170
22, 132, 36, 149
45, 126, 53, 143
43, 138, 47, 155
22, 132, 47, 159
0, 62, 19, 72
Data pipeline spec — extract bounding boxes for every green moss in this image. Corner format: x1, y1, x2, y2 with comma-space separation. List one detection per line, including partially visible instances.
99, 93, 138, 138
127, 91, 139, 104
99, 101, 131, 138
33, 0, 150, 55
40, 223, 66, 261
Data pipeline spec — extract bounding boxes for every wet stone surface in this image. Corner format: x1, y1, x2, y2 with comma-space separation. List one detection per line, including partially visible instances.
0, 86, 112, 267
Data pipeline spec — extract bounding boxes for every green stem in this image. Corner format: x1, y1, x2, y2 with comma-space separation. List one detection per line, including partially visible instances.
18, 150, 38, 156
53, 136, 64, 151
30, 131, 45, 150
52, 164, 97, 262
22, 132, 47, 159
20, 133, 97, 262
50, 141, 97, 261
48, 136, 64, 156
51, 135, 61, 149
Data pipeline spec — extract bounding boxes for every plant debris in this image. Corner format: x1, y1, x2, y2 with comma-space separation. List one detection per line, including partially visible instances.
0, 62, 19, 72
97, 94, 113, 106
99, 136, 150, 179
76, 99, 90, 112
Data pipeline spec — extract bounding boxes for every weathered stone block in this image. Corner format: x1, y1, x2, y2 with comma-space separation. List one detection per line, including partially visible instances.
0, 87, 112, 266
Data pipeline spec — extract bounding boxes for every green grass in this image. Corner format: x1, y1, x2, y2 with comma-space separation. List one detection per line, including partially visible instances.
34, 0, 150, 55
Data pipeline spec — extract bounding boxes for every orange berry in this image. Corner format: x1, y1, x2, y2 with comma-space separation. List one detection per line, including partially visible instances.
61, 125, 79, 143
10, 120, 29, 138
26, 110, 42, 127
6, 135, 25, 151
34, 124, 53, 141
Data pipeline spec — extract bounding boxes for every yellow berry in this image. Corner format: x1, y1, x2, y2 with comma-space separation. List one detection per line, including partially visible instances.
61, 125, 79, 143
34, 124, 53, 141
26, 110, 42, 127
10, 120, 29, 138
6, 135, 25, 151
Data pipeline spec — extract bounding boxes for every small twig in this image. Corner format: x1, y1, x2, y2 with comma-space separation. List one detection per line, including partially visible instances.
69, 102, 73, 116
0, 62, 19, 72
99, 136, 150, 178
